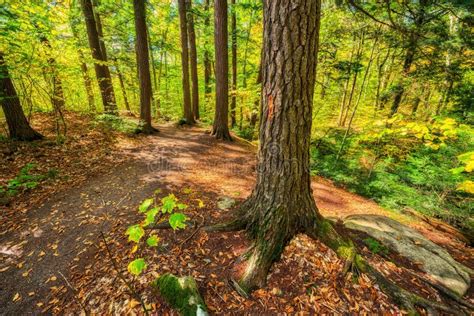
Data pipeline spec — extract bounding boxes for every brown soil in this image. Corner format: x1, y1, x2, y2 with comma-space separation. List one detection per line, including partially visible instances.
0, 117, 472, 315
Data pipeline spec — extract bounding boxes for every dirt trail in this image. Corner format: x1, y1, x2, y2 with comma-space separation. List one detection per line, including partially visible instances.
0, 124, 471, 314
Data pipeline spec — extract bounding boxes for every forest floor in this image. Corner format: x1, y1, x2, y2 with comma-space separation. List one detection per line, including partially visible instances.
0, 113, 473, 315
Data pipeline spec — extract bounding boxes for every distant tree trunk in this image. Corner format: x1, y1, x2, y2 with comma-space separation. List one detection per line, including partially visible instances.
80, 0, 117, 114
186, 0, 200, 120
38, 35, 67, 135
240, 10, 255, 130
337, 34, 356, 126
375, 47, 390, 110
203, 0, 212, 99
389, 39, 415, 117
230, 0, 237, 128
178, 0, 195, 124
0, 52, 43, 141
91, 0, 108, 62
70, 20, 96, 112
147, 26, 159, 115
212, 0, 232, 140
133, 0, 153, 133
113, 58, 131, 113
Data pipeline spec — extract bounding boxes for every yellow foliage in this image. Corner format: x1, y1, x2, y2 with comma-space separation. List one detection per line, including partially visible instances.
457, 181, 474, 194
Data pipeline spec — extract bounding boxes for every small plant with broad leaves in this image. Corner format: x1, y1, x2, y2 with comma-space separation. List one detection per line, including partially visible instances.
125, 193, 189, 276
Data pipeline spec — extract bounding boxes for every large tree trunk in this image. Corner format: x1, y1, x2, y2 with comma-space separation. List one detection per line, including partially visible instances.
186, 0, 200, 120
0, 53, 43, 141
133, 0, 153, 133
235, 0, 322, 291
230, 0, 237, 128
80, 0, 117, 114
91, 0, 108, 62
212, 0, 232, 140
203, 0, 212, 99
178, 0, 195, 124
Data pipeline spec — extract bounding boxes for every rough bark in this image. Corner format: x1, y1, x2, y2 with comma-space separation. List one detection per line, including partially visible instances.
113, 58, 131, 113
80, 0, 117, 114
133, 0, 153, 133
234, 0, 322, 291
0, 52, 43, 141
212, 0, 232, 140
91, 0, 107, 62
186, 0, 200, 120
178, 0, 195, 124
230, 0, 237, 128
203, 0, 212, 98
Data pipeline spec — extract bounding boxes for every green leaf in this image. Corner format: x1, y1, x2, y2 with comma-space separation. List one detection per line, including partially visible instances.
169, 212, 187, 230
143, 207, 159, 227
127, 258, 147, 275
161, 194, 177, 214
177, 203, 187, 210
126, 225, 145, 243
450, 166, 465, 175
139, 198, 154, 213
146, 235, 159, 247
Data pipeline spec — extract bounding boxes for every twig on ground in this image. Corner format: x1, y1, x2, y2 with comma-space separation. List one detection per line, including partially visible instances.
58, 271, 89, 315
100, 231, 149, 316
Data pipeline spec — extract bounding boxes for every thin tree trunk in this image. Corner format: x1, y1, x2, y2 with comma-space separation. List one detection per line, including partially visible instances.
38, 35, 67, 136
337, 34, 356, 126
186, 0, 200, 120
147, 25, 159, 115
0, 52, 43, 141
178, 0, 194, 124
92, 0, 108, 62
80, 0, 117, 114
113, 58, 131, 113
375, 46, 391, 111
230, 0, 237, 128
133, 0, 153, 133
212, 0, 232, 140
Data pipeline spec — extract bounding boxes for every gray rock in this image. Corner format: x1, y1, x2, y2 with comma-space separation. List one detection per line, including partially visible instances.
217, 196, 236, 211
344, 214, 472, 296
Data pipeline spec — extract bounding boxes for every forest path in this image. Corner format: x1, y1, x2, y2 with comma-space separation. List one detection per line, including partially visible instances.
0, 124, 470, 314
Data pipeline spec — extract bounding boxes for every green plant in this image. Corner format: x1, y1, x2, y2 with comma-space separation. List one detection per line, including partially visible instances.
363, 238, 389, 256
5, 163, 44, 195
94, 114, 140, 134
125, 193, 190, 276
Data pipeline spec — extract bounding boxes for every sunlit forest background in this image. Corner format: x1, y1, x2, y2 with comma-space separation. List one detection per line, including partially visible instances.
1, 0, 473, 238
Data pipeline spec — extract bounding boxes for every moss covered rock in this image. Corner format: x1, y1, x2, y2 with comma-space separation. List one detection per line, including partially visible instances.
151, 273, 208, 316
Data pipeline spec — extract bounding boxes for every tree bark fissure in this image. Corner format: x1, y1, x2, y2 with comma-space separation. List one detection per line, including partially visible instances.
80, 0, 117, 114
178, 0, 195, 124
133, 0, 153, 133
212, 0, 232, 140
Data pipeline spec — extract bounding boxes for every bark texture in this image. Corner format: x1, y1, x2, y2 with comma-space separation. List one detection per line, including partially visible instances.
80, 0, 117, 114
186, 0, 200, 120
133, 0, 153, 133
230, 0, 237, 127
236, 0, 322, 291
203, 0, 212, 97
0, 53, 43, 141
212, 0, 232, 140
178, 0, 195, 124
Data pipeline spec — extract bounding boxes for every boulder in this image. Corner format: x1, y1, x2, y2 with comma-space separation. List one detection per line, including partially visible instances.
151, 273, 208, 316
344, 214, 472, 296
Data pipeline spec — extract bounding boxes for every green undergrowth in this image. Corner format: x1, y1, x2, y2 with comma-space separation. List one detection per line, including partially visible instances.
0, 163, 58, 204
311, 117, 474, 242
93, 114, 141, 134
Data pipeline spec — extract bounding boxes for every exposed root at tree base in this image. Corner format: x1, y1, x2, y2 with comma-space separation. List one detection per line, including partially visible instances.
207, 214, 469, 314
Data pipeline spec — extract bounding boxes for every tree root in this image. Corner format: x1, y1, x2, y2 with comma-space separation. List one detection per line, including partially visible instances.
308, 221, 464, 315
202, 218, 246, 232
